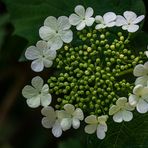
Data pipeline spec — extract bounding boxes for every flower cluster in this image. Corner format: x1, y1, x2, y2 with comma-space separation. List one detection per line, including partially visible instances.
22, 5, 147, 140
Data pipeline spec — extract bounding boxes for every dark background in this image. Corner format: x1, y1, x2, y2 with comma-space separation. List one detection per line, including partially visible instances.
0, 0, 148, 148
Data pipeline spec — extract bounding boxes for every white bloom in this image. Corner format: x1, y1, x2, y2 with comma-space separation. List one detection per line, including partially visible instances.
22, 76, 52, 108
133, 62, 148, 86
41, 106, 63, 137
39, 16, 73, 50
95, 12, 116, 30
84, 115, 108, 140
25, 40, 56, 72
60, 104, 84, 131
129, 85, 148, 113
116, 11, 145, 32
109, 97, 134, 123
69, 5, 95, 30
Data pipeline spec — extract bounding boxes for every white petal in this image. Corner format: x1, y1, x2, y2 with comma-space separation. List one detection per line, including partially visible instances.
136, 99, 148, 113
69, 14, 81, 26
44, 16, 58, 31
31, 59, 44, 72
84, 124, 97, 134
22, 85, 37, 99
41, 84, 49, 95
85, 7, 94, 18
58, 16, 71, 31
109, 105, 120, 115
75, 5, 85, 17
129, 94, 138, 106
132, 15, 145, 24
48, 36, 63, 50
113, 111, 123, 123
44, 49, 57, 60
133, 64, 146, 77
41, 106, 56, 117
40, 94, 52, 107
124, 11, 137, 23
106, 22, 116, 27
122, 25, 129, 30
145, 51, 148, 58
85, 17, 95, 26
103, 12, 116, 24
85, 115, 98, 124
133, 84, 144, 96
73, 108, 84, 120
95, 15, 104, 24
39, 26, 56, 41
135, 76, 148, 86
26, 96, 40, 108
127, 24, 139, 33
43, 59, 53, 68
42, 117, 54, 128
97, 115, 108, 124
122, 110, 133, 122
52, 120, 62, 137
25, 46, 40, 60
59, 30, 73, 43
95, 24, 106, 30
144, 61, 148, 70
96, 124, 107, 140
61, 118, 72, 131
31, 76, 44, 90
76, 21, 85, 30
72, 118, 80, 129
116, 97, 127, 106
57, 110, 70, 119
116, 15, 127, 26
64, 104, 75, 114
36, 40, 48, 50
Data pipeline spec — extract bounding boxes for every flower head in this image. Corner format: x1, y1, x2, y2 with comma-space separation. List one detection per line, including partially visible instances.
25, 40, 56, 72
60, 104, 84, 131
109, 97, 134, 123
84, 115, 108, 140
39, 16, 73, 50
69, 5, 95, 30
133, 62, 148, 86
95, 12, 116, 29
22, 76, 52, 108
41, 106, 63, 137
129, 85, 148, 113
116, 11, 145, 32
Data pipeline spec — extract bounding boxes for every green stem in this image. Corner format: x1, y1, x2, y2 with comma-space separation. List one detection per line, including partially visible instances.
118, 68, 133, 76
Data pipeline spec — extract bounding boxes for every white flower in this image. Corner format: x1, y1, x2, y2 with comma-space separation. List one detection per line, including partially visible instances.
129, 84, 148, 113
109, 97, 134, 123
22, 76, 52, 108
116, 11, 145, 32
69, 5, 95, 30
95, 12, 116, 30
39, 16, 73, 50
84, 115, 108, 140
41, 106, 63, 137
133, 62, 148, 86
60, 104, 84, 131
25, 40, 56, 72
145, 46, 148, 57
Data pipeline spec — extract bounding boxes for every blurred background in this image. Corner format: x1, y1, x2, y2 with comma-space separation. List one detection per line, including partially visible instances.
0, 0, 148, 148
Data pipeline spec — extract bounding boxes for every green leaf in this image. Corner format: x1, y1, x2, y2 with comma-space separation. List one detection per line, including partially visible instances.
3, 0, 145, 44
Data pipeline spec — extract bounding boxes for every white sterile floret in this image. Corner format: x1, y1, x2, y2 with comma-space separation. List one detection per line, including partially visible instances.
133, 62, 148, 86
41, 106, 63, 137
109, 97, 134, 123
116, 11, 145, 33
95, 12, 116, 30
129, 84, 148, 113
22, 76, 52, 108
39, 16, 73, 50
69, 5, 95, 30
60, 104, 84, 131
25, 40, 56, 72
84, 115, 108, 140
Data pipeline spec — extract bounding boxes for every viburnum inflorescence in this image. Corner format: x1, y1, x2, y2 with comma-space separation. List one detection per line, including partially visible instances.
22, 5, 148, 140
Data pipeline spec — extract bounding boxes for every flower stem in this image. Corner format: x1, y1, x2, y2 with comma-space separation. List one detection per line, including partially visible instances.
118, 68, 133, 76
